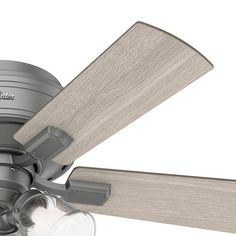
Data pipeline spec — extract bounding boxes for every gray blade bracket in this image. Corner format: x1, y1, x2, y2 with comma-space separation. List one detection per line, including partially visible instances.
33, 173, 111, 206
14, 126, 73, 166
14, 126, 111, 205
14, 21, 213, 165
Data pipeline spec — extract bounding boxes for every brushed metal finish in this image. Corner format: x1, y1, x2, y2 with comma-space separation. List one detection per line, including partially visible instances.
0, 123, 24, 153
70, 167, 236, 234
0, 60, 60, 84
0, 61, 71, 180
14, 22, 213, 165
0, 163, 33, 233
0, 60, 62, 123
0, 164, 32, 193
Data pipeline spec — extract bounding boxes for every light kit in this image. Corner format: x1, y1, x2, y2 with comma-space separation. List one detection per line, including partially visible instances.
12, 190, 95, 236
5, 21, 236, 236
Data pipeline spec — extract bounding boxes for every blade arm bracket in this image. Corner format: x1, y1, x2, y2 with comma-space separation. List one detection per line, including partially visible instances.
64, 179, 111, 205
33, 174, 111, 206
15, 126, 73, 166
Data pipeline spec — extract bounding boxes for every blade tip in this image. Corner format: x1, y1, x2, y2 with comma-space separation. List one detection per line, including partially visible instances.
133, 21, 214, 69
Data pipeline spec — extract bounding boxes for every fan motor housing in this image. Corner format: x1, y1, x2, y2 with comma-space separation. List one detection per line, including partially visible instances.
0, 60, 72, 181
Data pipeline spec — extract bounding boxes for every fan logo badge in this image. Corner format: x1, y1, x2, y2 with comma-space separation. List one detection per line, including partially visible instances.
0, 91, 15, 100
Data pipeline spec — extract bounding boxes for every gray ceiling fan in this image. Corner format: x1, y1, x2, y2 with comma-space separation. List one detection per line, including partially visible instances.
1, 21, 226, 236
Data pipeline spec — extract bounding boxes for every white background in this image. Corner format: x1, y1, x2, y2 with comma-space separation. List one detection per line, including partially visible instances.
0, 0, 235, 235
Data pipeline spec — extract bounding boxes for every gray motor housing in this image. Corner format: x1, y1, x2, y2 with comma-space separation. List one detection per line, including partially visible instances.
0, 60, 62, 122
0, 60, 72, 181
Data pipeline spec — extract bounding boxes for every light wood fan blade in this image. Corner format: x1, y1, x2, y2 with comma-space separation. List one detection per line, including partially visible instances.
14, 22, 213, 165
69, 167, 236, 234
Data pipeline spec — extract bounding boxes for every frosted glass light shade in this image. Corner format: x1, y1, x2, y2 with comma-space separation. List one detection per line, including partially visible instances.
47, 211, 95, 236
15, 191, 95, 236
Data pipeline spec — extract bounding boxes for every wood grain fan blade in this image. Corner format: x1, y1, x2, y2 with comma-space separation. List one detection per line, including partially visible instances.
69, 167, 236, 234
14, 22, 213, 165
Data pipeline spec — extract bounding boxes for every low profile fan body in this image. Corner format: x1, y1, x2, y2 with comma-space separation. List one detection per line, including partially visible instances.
0, 21, 222, 236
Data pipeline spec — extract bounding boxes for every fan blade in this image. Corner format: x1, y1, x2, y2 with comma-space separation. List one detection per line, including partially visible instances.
14, 22, 213, 165
68, 167, 236, 234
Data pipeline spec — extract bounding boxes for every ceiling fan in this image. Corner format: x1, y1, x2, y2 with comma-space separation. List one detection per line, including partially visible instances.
0, 20, 226, 236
